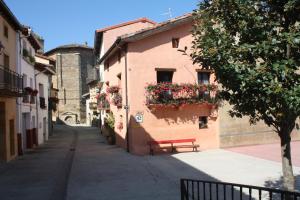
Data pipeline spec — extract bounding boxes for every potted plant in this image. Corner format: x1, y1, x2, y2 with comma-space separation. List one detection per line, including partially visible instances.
102, 112, 116, 145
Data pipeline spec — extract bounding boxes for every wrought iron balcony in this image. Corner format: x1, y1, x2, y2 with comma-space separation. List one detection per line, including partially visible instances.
0, 65, 23, 97
50, 88, 58, 99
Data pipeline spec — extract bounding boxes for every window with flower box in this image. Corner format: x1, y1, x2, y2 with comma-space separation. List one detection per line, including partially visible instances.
145, 82, 218, 108
157, 71, 173, 83
198, 72, 211, 99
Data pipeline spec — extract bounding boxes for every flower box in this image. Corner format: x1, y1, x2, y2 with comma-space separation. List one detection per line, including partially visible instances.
145, 82, 218, 108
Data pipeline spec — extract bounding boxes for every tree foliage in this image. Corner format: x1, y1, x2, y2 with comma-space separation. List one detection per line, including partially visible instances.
192, 0, 300, 134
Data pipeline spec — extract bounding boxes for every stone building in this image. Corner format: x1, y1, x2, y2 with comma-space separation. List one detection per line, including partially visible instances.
44, 44, 94, 125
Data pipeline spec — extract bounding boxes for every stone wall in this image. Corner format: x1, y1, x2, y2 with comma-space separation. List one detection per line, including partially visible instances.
48, 47, 94, 125
219, 102, 300, 147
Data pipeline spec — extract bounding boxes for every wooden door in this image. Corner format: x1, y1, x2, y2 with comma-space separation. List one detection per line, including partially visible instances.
0, 102, 6, 160
9, 119, 15, 156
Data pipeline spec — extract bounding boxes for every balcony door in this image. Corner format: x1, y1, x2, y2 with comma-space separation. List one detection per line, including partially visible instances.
0, 102, 6, 160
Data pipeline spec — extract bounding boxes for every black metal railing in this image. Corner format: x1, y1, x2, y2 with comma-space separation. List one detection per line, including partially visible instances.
0, 65, 23, 97
39, 97, 46, 109
181, 179, 300, 200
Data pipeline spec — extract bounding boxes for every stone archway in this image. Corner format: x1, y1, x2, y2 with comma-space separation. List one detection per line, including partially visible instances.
64, 116, 75, 125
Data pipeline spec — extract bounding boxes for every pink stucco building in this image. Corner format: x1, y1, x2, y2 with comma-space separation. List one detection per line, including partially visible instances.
97, 14, 220, 155
95, 14, 300, 155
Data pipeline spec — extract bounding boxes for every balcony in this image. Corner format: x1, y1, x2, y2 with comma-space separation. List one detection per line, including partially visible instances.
50, 88, 58, 99
0, 66, 23, 97
145, 82, 218, 109
39, 97, 46, 109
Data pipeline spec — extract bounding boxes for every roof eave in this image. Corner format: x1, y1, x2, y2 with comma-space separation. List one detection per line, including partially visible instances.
0, 1, 22, 30
99, 37, 123, 64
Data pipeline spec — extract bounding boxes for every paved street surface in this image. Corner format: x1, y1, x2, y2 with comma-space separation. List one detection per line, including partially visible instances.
227, 141, 300, 167
0, 125, 299, 200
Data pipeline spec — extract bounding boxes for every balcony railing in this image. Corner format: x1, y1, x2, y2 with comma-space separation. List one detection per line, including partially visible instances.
0, 65, 23, 97
39, 97, 46, 109
50, 88, 58, 99
145, 83, 218, 108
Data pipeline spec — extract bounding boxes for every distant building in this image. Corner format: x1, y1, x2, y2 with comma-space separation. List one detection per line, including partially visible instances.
44, 44, 94, 125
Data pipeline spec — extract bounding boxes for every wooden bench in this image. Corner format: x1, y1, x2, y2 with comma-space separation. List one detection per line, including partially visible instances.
147, 138, 199, 155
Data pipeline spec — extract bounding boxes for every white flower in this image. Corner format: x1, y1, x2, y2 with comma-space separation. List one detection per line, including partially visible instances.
234, 32, 240, 45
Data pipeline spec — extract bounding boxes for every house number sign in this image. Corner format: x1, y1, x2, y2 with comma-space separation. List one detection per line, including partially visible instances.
135, 112, 143, 123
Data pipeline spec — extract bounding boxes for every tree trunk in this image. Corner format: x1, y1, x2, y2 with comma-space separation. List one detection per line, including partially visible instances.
279, 132, 295, 191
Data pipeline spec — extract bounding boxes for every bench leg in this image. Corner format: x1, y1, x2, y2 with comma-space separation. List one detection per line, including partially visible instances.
192, 142, 198, 152
171, 143, 175, 153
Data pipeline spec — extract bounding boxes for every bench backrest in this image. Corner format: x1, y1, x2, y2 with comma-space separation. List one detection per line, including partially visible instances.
170, 139, 196, 143
148, 138, 196, 145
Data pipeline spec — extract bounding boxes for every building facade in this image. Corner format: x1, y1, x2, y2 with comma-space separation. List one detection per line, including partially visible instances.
85, 66, 100, 127
97, 14, 300, 155
94, 18, 156, 126
45, 45, 94, 125
16, 28, 41, 154
34, 54, 55, 144
0, 1, 23, 161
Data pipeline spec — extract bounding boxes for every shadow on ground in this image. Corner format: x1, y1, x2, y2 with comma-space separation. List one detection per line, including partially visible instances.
264, 175, 300, 191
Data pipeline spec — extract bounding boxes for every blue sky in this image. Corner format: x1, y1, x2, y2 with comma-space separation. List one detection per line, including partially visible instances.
5, 0, 199, 52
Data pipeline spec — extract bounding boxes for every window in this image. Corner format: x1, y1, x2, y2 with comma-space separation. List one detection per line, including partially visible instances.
172, 38, 180, 48
4, 25, 8, 38
117, 74, 121, 88
199, 116, 208, 129
39, 83, 44, 97
198, 72, 210, 85
157, 71, 173, 83
4, 54, 9, 68
30, 78, 33, 88
198, 72, 210, 99
23, 74, 27, 88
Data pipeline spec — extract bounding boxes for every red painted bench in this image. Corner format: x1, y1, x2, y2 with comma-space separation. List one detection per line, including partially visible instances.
147, 138, 199, 155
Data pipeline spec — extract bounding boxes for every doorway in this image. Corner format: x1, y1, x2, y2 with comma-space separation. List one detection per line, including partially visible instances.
43, 117, 46, 142
0, 102, 6, 160
9, 119, 15, 156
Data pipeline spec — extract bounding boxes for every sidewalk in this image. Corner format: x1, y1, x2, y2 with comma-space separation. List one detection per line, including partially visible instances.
226, 141, 300, 167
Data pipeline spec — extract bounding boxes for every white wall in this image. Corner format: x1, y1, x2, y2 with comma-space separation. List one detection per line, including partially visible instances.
86, 98, 91, 126
36, 71, 49, 145
17, 36, 38, 151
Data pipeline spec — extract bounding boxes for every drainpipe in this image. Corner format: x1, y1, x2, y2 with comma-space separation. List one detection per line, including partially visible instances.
124, 44, 130, 153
